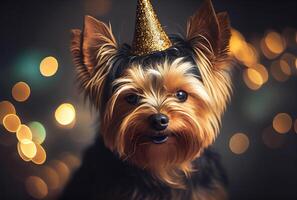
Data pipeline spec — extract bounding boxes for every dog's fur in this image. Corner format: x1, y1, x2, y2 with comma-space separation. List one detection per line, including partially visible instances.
61, 0, 232, 199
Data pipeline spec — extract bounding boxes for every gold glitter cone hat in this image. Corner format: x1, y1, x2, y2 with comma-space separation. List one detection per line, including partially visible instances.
132, 0, 172, 56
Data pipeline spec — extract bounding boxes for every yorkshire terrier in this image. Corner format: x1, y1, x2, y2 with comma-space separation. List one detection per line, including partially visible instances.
61, 0, 232, 199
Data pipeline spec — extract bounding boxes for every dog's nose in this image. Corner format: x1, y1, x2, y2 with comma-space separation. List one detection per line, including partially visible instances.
149, 113, 169, 131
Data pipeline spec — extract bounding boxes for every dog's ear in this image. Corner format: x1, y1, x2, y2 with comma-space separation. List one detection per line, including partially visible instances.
186, 0, 231, 69
71, 15, 118, 107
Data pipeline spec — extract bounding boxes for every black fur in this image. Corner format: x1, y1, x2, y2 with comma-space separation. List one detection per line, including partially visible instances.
60, 136, 228, 200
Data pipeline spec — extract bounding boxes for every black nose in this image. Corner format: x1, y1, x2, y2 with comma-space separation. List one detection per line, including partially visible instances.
149, 113, 169, 131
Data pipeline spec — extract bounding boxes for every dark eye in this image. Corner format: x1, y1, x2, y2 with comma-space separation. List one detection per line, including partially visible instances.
125, 94, 140, 105
176, 90, 188, 102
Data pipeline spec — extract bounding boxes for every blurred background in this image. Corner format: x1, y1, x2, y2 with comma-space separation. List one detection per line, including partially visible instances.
0, 0, 296, 199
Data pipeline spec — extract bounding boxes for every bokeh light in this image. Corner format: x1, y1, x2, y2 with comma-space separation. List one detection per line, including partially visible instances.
0, 101, 16, 124
3, 114, 21, 133
25, 176, 48, 199
28, 121, 46, 144
20, 139, 37, 158
17, 142, 31, 162
32, 143, 46, 165
279, 59, 291, 76
229, 29, 259, 67
12, 81, 31, 102
50, 160, 70, 186
41, 166, 60, 190
16, 124, 33, 141
294, 119, 297, 134
229, 133, 250, 154
262, 126, 286, 149
270, 60, 290, 82
252, 64, 269, 83
273, 113, 292, 134
55, 103, 76, 126
264, 31, 286, 55
243, 68, 263, 90
40, 56, 59, 77
60, 152, 81, 170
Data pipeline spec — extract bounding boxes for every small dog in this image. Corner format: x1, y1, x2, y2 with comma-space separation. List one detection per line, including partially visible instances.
61, 0, 232, 199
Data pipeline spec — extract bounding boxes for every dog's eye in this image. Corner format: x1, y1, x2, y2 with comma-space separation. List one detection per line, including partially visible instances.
125, 94, 140, 105
176, 90, 188, 102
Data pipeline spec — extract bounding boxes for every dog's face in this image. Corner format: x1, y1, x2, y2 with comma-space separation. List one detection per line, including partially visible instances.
71, 0, 232, 186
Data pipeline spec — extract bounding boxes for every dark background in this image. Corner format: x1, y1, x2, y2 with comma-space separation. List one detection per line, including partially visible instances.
0, 0, 296, 200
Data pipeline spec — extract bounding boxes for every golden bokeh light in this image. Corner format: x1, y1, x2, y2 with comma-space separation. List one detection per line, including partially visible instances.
0, 101, 16, 124
12, 81, 31, 102
264, 31, 286, 55
55, 103, 76, 126
252, 64, 269, 83
270, 60, 289, 82
3, 114, 21, 132
32, 143, 46, 165
243, 68, 263, 90
16, 124, 33, 141
229, 29, 246, 54
41, 166, 60, 190
60, 152, 81, 170
229, 133, 250, 155
25, 176, 48, 199
20, 139, 37, 158
229, 29, 259, 66
281, 53, 296, 67
294, 119, 297, 134
246, 68, 263, 85
279, 59, 291, 76
260, 38, 278, 59
51, 160, 70, 186
40, 56, 59, 77
273, 113, 292, 134
17, 142, 31, 162
262, 126, 285, 149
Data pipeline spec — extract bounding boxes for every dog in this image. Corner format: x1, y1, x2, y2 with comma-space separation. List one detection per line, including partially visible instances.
61, 0, 232, 199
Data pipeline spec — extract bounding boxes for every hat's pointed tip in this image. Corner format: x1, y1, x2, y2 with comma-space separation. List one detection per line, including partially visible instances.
131, 0, 172, 56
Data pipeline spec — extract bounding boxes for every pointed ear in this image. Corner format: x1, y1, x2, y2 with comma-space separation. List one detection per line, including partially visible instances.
70, 15, 117, 106
186, 0, 231, 68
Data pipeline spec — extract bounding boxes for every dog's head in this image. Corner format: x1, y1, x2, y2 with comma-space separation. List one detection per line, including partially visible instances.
71, 0, 232, 187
